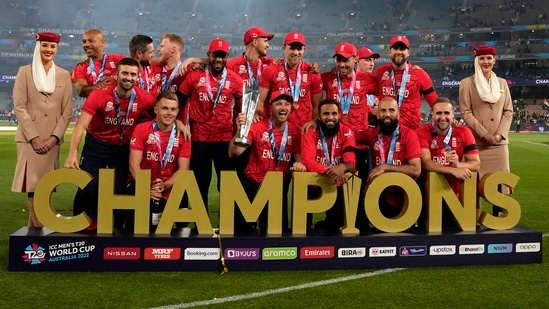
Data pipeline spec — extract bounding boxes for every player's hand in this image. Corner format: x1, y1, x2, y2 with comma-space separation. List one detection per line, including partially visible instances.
451, 167, 473, 180
175, 120, 191, 141
301, 120, 317, 134
310, 62, 320, 74
253, 108, 264, 123
64, 153, 80, 169
290, 162, 307, 172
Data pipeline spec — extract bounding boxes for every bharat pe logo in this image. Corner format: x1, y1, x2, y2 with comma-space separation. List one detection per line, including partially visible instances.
23, 243, 47, 265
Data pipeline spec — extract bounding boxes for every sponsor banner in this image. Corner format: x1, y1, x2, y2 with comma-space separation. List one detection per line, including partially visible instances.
429, 245, 456, 256
262, 247, 298, 260
515, 242, 541, 253
225, 248, 260, 260
487, 244, 513, 254
184, 248, 219, 260
369, 246, 397, 257
104, 247, 141, 260
144, 248, 181, 260
300, 246, 334, 259
337, 247, 366, 258
458, 244, 485, 255
399, 246, 427, 256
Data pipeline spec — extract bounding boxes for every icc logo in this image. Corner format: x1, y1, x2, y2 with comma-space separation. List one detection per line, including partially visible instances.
23, 243, 47, 265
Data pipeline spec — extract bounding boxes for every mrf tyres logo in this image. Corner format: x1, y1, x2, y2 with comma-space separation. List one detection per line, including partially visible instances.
22, 243, 47, 265
145, 248, 181, 260
262, 247, 298, 260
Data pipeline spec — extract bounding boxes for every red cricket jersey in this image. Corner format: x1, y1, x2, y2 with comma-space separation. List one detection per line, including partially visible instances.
226, 54, 274, 89
417, 123, 479, 196
71, 54, 125, 85
178, 68, 243, 142
130, 120, 191, 199
259, 61, 323, 128
243, 119, 301, 183
82, 83, 156, 145
372, 63, 438, 129
301, 122, 356, 174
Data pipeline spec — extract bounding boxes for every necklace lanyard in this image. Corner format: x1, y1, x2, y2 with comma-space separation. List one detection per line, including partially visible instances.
366, 94, 376, 107
204, 65, 227, 109
284, 60, 302, 103
390, 64, 410, 107
431, 123, 453, 151
245, 54, 262, 90
268, 120, 289, 166
337, 71, 356, 115
138, 67, 150, 92
113, 88, 136, 141
320, 129, 338, 166
152, 121, 177, 172
89, 53, 107, 85
161, 61, 181, 92
378, 125, 400, 165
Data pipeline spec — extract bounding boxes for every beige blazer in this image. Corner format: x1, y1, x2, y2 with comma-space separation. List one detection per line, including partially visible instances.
458, 75, 513, 146
13, 64, 74, 143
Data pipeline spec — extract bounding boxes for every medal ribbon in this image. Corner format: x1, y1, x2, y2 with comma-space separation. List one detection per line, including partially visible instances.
390, 64, 410, 107
337, 71, 356, 115
366, 94, 376, 107
268, 120, 289, 166
320, 129, 338, 166
138, 67, 150, 92
89, 53, 107, 85
113, 88, 136, 140
378, 125, 400, 165
431, 123, 453, 151
204, 65, 227, 110
284, 60, 302, 103
245, 54, 262, 90
161, 61, 182, 92
152, 120, 177, 171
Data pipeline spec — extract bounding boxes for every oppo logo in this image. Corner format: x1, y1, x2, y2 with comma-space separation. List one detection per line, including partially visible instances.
515, 243, 540, 253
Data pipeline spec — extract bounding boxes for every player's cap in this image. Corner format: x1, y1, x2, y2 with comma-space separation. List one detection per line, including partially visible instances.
208, 38, 229, 54
35, 32, 61, 43
357, 47, 380, 59
389, 35, 409, 49
243, 27, 274, 45
333, 42, 357, 58
474, 46, 496, 56
284, 32, 306, 46
270, 90, 293, 104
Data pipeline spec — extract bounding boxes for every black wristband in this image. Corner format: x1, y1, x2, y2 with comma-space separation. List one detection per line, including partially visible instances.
51, 135, 60, 143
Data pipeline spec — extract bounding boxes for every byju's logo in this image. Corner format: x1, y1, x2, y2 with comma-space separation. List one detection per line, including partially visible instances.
225, 248, 260, 260
487, 244, 513, 254
22, 243, 47, 265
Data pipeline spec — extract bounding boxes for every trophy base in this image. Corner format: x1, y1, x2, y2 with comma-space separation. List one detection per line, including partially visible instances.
234, 138, 250, 147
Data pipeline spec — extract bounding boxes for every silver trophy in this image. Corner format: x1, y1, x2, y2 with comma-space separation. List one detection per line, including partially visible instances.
234, 86, 260, 147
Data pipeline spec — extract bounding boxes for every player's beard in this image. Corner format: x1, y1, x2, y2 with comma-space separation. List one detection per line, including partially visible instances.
319, 120, 339, 138
379, 118, 399, 136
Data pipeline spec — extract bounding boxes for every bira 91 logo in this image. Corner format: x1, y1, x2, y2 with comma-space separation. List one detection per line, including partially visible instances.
337, 247, 366, 258
144, 248, 181, 260
22, 243, 47, 265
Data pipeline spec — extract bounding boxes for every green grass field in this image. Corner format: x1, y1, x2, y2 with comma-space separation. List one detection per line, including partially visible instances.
0, 124, 547, 309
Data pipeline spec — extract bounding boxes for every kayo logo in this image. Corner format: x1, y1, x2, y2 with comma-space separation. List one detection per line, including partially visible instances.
23, 243, 47, 265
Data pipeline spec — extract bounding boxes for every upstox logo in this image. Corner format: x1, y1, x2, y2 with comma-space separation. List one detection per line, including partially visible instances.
487, 244, 513, 254
515, 242, 541, 253
262, 247, 297, 260
429, 245, 456, 256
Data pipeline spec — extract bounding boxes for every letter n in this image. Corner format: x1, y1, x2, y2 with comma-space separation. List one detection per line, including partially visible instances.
219, 171, 282, 235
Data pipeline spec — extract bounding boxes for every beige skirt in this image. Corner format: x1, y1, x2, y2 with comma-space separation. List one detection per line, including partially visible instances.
12, 142, 60, 193
477, 144, 512, 194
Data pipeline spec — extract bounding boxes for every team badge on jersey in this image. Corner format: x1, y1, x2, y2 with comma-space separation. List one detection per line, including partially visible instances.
287, 135, 292, 146
332, 79, 338, 88
395, 142, 401, 152
316, 139, 322, 150
381, 71, 390, 81
105, 101, 114, 112
132, 102, 138, 112
356, 80, 361, 89
277, 72, 285, 81
225, 80, 230, 89
430, 139, 439, 150
198, 77, 206, 87
238, 65, 246, 74
147, 134, 155, 144
173, 138, 179, 147
108, 61, 116, 69
451, 137, 456, 148
261, 131, 269, 142
303, 74, 308, 83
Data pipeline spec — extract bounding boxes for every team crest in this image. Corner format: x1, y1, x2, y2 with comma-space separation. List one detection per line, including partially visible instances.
132, 102, 138, 112
225, 80, 231, 89
451, 137, 456, 148
332, 79, 338, 88
105, 101, 114, 112
303, 74, 308, 83
395, 142, 401, 152
147, 134, 155, 144
287, 135, 292, 146
356, 80, 361, 89
173, 138, 179, 147
238, 65, 246, 74
198, 77, 206, 87
261, 131, 269, 142
108, 61, 116, 69
430, 139, 438, 150
277, 72, 285, 81
381, 71, 390, 81
316, 139, 322, 150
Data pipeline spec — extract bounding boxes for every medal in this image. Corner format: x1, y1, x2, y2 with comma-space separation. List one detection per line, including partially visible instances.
444, 150, 452, 158
293, 103, 299, 110
343, 115, 349, 121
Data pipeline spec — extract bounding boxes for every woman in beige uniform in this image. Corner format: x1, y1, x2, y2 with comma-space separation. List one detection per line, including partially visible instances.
458, 46, 513, 216
11, 32, 73, 228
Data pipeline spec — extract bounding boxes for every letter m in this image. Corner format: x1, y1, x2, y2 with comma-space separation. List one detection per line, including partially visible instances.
219, 171, 283, 235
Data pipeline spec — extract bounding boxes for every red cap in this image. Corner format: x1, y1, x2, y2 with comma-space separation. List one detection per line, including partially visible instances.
474, 46, 496, 56
270, 90, 293, 104
333, 42, 357, 58
284, 32, 306, 45
389, 35, 409, 49
357, 47, 380, 59
35, 32, 61, 43
243, 27, 274, 45
208, 38, 229, 54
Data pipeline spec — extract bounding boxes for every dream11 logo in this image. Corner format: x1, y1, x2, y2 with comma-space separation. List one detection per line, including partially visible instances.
23, 243, 47, 265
